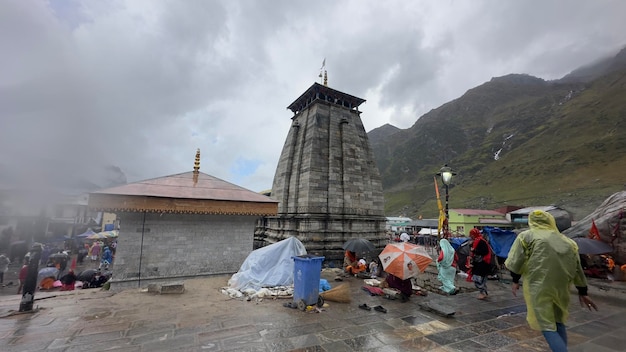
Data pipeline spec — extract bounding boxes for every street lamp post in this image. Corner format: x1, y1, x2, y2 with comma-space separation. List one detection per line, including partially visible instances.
437, 165, 456, 238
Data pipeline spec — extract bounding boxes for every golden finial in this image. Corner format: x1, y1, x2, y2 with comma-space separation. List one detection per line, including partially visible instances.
323, 70, 328, 86
193, 148, 200, 173
193, 148, 200, 186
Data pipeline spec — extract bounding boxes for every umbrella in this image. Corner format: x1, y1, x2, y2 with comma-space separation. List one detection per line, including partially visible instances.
571, 237, 613, 255
77, 269, 98, 282
378, 242, 433, 280
95, 230, 119, 238
77, 229, 97, 238
342, 238, 376, 256
87, 233, 108, 240
38, 267, 59, 282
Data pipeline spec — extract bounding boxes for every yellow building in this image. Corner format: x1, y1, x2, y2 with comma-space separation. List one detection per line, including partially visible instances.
101, 212, 117, 231
449, 209, 512, 236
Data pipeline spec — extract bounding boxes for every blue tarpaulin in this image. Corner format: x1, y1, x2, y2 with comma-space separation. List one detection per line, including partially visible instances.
482, 226, 517, 258
449, 237, 469, 250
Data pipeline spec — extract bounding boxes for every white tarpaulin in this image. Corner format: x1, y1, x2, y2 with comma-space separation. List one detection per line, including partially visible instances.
227, 236, 307, 291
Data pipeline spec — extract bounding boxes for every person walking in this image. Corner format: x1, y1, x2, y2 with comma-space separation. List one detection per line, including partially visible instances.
17, 257, 29, 294
436, 239, 458, 295
90, 242, 101, 262
100, 246, 113, 269
468, 228, 491, 300
505, 209, 597, 352
0, 253, 10, 286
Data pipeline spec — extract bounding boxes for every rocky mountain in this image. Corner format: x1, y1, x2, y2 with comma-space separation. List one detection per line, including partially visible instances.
369, 47, 626, 221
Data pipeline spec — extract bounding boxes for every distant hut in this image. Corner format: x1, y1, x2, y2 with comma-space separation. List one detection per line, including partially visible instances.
88, 150, 278, 290
509, 205, 572, 232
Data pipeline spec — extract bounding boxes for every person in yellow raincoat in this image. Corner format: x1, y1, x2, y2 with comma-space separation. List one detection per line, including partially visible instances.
505, 210, 598, 352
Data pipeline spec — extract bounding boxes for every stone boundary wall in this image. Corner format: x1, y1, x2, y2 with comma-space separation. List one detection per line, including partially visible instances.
109, 212, 256, 290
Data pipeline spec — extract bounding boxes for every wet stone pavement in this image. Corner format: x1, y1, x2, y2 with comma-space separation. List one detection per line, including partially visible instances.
1, 272, 625, 351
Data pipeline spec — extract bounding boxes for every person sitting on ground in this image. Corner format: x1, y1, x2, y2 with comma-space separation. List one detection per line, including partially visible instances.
369, 259, 380, 278
343, 251, 366, 275
383, 272, 413, 302
60, 269, 77, 291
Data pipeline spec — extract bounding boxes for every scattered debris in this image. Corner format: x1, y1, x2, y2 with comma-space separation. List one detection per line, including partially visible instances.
220, 285, 294, 301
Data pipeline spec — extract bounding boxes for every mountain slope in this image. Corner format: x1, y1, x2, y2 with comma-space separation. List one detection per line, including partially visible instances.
371, 48, 626, 221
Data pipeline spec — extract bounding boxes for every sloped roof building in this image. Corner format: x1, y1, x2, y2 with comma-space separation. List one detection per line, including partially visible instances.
89, 155, 277, 290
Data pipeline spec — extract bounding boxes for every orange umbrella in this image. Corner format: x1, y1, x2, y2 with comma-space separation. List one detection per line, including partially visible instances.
378, 242, 433, 280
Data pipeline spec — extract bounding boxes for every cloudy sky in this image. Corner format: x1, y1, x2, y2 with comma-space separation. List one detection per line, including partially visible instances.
2, 0, 625, 193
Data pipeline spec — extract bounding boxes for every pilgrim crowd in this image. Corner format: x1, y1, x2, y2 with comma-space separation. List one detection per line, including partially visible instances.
3, 238, 117, 295
343, 210, 599, 352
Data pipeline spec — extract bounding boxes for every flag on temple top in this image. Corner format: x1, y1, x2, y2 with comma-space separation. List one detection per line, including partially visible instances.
588, 219, 601, 240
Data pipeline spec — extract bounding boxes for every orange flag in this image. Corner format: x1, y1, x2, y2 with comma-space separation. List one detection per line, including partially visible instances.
588, 219, 601, 240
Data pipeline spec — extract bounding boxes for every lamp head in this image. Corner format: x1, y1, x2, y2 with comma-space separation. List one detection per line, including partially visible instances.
438, 165, 456, 185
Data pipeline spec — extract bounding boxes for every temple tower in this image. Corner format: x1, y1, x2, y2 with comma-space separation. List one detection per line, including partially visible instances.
261, 81, 386, 263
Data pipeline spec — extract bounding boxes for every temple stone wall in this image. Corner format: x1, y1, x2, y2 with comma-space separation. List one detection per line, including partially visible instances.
272, 104, 384, 216
261, 84, 386, 264
110, 212, 256, 290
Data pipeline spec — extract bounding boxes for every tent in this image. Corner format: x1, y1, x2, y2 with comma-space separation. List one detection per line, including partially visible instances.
418, 228, 438, 235
482, 226, 517, 263
415, 228, 438, 246
449, 237, 469, 251
227, 236, 307, 291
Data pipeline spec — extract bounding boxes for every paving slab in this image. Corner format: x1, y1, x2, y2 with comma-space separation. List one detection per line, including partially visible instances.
0, 269, 625, 351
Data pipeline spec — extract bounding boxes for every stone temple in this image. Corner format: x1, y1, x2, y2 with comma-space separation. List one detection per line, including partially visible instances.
258, 79, 387, 264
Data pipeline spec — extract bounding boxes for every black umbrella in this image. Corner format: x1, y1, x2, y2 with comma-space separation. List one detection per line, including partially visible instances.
571, 237, 613, 255
77, 269, 98, 282
342, 238, 376, 255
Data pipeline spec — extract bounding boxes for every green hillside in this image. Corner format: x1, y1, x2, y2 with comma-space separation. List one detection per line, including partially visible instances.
370, 49, 626, 221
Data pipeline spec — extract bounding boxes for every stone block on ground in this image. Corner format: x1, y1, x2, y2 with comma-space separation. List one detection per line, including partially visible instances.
418, 300, 455, 317
147, 282, 185, 294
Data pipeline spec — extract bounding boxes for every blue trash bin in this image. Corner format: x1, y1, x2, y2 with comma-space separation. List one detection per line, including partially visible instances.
292, 255, 325, 310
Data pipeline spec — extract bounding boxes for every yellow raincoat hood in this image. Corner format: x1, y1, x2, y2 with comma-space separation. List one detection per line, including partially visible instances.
504, 210, 587, 331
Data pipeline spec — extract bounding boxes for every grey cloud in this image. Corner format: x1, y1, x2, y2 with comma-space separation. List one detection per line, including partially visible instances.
1, 0, 625, 194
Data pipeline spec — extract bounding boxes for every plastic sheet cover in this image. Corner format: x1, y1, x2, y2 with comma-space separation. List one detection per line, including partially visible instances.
482, 226, 517, 258
227, 236, 307, 291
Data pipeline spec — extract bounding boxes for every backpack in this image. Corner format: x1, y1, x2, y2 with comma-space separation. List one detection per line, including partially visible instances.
470, 237, 501, 278
484, 239, 501, 278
